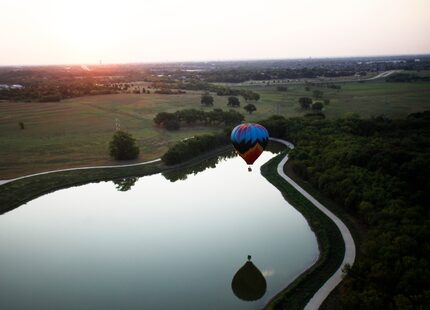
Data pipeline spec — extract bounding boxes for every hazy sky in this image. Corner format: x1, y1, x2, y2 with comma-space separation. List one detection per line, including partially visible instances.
1, 0, 429, 65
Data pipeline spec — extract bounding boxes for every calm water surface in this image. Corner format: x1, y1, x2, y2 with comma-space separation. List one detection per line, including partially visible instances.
0, 151, 318, 309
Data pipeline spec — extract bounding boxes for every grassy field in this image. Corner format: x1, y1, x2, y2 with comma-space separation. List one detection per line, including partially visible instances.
243, 80, 430, 120
1, 79, 429, 178
0, 91, 221, 178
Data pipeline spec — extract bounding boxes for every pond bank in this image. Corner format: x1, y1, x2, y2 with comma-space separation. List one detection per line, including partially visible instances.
262, 138, 355, 310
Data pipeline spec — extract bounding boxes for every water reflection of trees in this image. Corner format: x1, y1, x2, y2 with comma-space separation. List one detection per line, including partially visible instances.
162, 141, 284, 182
113, 177, 139, 191
162, 151, 236, 182
231, 256, 267, 301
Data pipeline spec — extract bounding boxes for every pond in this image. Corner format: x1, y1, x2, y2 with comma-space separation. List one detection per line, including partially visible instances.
0, 148, 318, 309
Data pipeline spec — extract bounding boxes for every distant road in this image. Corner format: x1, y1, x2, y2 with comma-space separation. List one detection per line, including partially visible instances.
364, 70, 401, 81
217, 70, 401, 87
270, 138, 356, 310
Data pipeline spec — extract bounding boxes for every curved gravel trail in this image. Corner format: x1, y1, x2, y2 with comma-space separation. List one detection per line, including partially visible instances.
270, 137, 356, 310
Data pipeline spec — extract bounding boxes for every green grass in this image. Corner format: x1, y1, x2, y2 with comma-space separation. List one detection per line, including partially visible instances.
261, 152, 345, 310
0, 92, 221, 178
1, 79, 429, 178
242, 80, 430, 120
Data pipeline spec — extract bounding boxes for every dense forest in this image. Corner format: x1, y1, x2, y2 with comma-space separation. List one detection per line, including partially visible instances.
260, 113, 430, 309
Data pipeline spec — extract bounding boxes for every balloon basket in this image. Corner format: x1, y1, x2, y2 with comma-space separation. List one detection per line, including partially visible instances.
248, 167, 252, 172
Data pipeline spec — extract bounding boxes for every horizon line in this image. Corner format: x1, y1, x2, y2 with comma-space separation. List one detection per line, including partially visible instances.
1, 52, 429, 68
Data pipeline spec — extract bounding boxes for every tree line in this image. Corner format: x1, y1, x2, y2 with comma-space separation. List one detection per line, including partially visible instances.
153, 108, 244, 130
386, 73, 430, 83
200, 67, 357, 83
0, 79, 119, 102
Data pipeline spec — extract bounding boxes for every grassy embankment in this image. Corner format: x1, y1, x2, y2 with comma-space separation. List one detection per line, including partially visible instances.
261, 152, 345, 310
1, 78, 429, 178
282, 160, 366, 309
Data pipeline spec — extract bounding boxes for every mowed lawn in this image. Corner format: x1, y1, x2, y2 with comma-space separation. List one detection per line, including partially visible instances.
1, 80, 429, 178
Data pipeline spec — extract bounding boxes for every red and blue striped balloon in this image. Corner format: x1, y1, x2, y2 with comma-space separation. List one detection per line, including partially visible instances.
231, 123, 269, 165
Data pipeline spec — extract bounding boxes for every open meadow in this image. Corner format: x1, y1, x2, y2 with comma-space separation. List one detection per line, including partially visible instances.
1, 79, 430, 178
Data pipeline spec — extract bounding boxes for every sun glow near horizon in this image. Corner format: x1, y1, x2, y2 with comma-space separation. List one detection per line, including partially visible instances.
1, 0, 430, 65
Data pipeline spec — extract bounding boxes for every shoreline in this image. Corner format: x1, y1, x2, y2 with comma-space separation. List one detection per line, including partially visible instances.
261, 138, 355, 309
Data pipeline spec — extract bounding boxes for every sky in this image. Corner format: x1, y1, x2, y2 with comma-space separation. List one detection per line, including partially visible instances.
1, 0, 429, 65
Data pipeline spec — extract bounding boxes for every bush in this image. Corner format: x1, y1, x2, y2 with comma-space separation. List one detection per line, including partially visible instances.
109, 131, 140, 160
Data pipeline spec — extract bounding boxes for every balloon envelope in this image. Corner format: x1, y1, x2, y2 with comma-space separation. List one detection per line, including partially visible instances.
231, 123, 269, 165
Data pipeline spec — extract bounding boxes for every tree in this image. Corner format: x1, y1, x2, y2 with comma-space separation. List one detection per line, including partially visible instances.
109, 130, 140, 160
298, 97, 312, 109
201, 92, 214, 106
277, 86, 288, 92
18, 122, 25, 130
244, 103, 257, 114
228, 96, 240, 107
312, 102, 324, 111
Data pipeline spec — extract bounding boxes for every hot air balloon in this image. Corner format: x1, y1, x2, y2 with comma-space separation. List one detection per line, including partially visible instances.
231, 123, 269, 167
